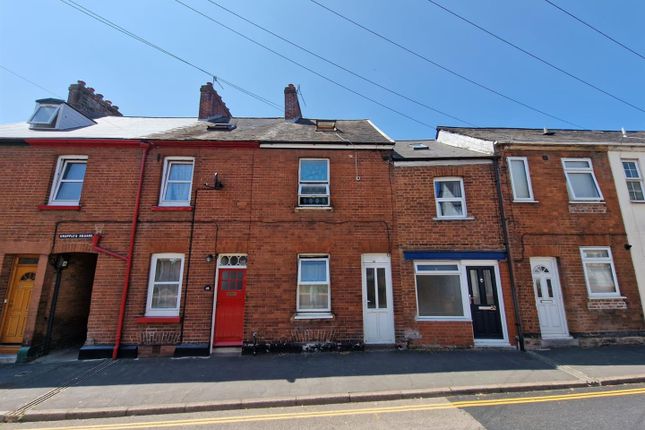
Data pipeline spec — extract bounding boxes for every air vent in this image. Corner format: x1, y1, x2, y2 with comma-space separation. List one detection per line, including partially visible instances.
315, 120, 336, 132
542, 128, 555, 136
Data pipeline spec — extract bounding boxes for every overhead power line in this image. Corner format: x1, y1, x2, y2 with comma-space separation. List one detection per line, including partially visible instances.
57, 0, 282, 111
174, 0, 437, 130
542, 0, 645, 61
204, 0, 474, 126
309, 0, 582, 128
424, 0, 645, 114
0, 64, 62, 98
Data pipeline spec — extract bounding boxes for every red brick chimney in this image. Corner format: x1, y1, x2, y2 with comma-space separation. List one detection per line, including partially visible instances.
67, 80, 122, 119
199, 82, 231, 120
284, 83, 302, 120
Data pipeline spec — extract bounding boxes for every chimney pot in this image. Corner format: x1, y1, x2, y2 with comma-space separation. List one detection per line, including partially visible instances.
284, 83, 302, 120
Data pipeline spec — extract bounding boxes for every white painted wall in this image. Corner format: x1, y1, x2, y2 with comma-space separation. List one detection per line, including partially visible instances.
436, 130, 495, 154
608, 150, 645, 320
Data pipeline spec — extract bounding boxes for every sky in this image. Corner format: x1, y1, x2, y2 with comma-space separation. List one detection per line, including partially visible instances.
0, 0, 644, 140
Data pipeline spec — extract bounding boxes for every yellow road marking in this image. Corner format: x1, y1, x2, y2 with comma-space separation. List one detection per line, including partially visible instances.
27, 386, 645, 430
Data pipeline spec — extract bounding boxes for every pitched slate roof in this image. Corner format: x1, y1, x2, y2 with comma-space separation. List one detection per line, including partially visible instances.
439, 127, 645, 145
147, 117, 392, 144
0, 116, 393, 144
393, 140, 490, 160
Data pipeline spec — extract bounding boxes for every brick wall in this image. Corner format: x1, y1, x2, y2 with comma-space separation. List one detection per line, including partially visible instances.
0, 142, 394, 350
499, 146, 645, 339
392, 161, 517, 347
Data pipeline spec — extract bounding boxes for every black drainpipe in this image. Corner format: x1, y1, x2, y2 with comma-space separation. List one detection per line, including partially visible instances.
493, 156, 525, 352
43, 254, 70, 354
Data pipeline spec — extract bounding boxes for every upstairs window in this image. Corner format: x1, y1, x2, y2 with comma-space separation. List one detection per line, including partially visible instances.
562, 158, 603, 201
508, 157, 535, 201
580, 247, 620, 298
146, 253, 185, 316
298, 159, 330, 207
49, 156, 88, 205
622, 160, 644, 201
297, 256, 331, 314
160, 157, 194, 206
434, 178, 467, 219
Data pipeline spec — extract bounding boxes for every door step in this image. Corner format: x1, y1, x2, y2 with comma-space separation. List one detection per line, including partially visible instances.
0, 354, 17, 364
211, 347, 242, 356
541, 337, 579, 348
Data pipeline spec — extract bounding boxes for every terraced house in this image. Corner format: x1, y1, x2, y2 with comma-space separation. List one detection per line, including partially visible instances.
436, 127, 645, 348
0, 82, 643, 362
0, 81, 395, 360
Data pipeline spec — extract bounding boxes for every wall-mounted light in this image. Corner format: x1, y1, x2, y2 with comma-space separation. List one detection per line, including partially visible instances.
204, 172, 224, 190
205, 254, 214, 263
625, 244, 633, 250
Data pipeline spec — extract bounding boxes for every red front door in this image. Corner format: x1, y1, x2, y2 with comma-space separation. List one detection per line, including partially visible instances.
214, 268, 246, 347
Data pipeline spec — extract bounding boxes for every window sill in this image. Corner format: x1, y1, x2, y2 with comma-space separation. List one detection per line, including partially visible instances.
38, 204, 81, 211
294, 206, 333, 212
135, 316, 181, 324
512, 200, 539, 204
629, 200, 645, 204
293, 313, 334, 320
432, 216, 475, 221
587, 295, 626, 300
568, 201, 605, 204
152, 205, 193, 211
415, 317, 471, 322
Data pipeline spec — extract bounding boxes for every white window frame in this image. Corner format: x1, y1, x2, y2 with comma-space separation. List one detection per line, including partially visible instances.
507, 156, 535, 201
145, 253, 185, 317
298, 158, 330, 207
48, 155, 88, 205
622, 159, 645, 202
413, 261, 471, 321
296, 255, 331, 315
580, 247, 621, 298
434, 177, 467, 219
561, 158, 603, 202
159, 157, 195, 207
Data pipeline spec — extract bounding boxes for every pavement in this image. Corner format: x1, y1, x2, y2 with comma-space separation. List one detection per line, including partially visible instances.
0, 345, 644, 423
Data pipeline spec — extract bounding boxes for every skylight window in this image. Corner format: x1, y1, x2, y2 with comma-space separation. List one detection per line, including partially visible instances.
29, 105, 60, 128
315, 120, 336, 132
411, 143, 429, 150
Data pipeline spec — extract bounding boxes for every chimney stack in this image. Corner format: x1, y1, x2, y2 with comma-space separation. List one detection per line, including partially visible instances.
67, 80, 122, 119
199, 82, 231, 120
284, 83, 302, 120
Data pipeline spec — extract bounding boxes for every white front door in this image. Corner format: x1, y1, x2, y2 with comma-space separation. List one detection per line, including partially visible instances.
530, 257, 570, 339
361, 254, 395, 344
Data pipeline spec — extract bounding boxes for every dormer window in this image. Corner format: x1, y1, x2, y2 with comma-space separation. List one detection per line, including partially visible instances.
28, 98, 95, 131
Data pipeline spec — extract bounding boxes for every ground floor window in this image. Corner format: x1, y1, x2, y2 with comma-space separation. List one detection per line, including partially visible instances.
580, 247, 621, 298
414, 263, 468, 319
297, 255, 330, 314
146, 253, 185, 316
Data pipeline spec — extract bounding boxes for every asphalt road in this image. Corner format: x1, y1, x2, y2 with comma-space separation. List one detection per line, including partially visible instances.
6, 383, 645, 430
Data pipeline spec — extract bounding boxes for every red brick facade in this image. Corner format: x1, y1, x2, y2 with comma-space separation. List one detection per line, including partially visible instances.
497, 145, 645, 345
392, 160, 517, 348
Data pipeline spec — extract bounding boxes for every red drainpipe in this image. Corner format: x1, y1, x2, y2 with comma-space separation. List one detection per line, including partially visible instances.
112, 142, 152, 360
